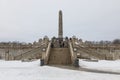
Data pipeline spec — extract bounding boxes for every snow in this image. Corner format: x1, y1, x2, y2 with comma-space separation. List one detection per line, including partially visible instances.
79, 59, 120, 72
0, 60, 120, 80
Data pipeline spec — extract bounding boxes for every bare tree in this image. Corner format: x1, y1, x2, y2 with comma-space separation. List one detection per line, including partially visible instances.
112, 39, 120, 44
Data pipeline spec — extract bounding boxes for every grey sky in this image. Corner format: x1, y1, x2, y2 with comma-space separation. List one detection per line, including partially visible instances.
0, 0, 120, 42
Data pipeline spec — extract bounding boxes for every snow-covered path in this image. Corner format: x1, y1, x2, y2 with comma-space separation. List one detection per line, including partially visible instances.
0, 60, 120, 80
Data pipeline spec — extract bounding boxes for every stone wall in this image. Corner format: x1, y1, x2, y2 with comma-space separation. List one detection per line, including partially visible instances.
0, 37, 49, 60
0, 48, 32, 60
71, 37, 120, 60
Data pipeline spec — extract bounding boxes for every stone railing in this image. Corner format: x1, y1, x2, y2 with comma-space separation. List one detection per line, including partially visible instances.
68, 40, 77, 64
44, 41, 51, 65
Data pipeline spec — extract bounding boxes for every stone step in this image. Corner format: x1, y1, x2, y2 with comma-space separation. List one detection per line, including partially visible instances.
78, 46, 106, 59
14, 48, 42, 60
48, 48, 72, 65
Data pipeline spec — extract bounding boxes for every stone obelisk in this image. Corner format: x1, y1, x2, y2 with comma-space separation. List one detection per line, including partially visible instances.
58, 10, 63, 39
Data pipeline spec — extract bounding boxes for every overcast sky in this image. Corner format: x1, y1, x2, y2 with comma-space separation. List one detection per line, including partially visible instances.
0, 0, 120, 42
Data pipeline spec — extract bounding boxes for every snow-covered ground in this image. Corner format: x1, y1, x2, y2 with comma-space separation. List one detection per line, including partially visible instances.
0, 59, 120, 80
79, 59, 120, 72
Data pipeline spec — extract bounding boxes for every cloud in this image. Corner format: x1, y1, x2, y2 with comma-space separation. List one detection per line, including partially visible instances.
0, 0, 120, 42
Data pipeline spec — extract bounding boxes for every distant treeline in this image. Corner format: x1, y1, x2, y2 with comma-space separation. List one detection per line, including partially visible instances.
0, 41, 33, 49
0, 38, 120, 49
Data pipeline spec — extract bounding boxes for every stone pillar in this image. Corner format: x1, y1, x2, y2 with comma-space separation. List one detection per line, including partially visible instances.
58, 10, 63, 39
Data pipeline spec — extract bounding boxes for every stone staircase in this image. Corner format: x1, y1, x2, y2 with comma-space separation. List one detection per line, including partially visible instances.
14, 47, 42, 60
77, 46, 106, 59
48, 48, 72, 65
